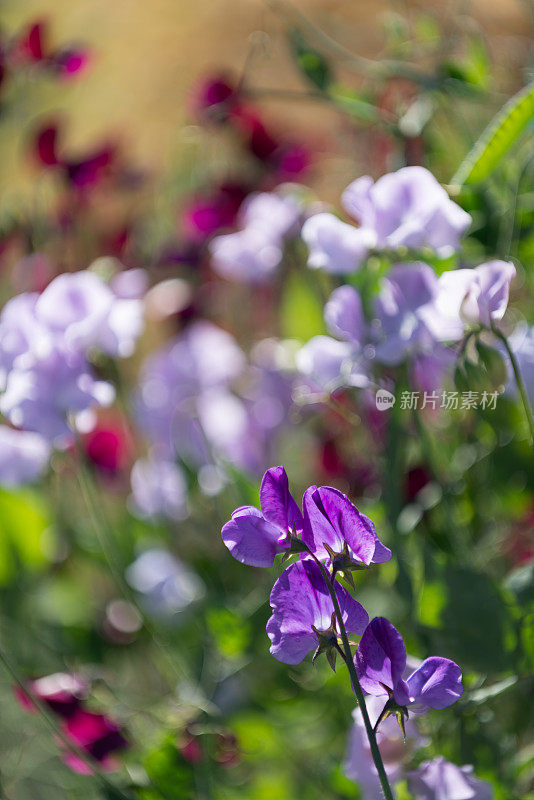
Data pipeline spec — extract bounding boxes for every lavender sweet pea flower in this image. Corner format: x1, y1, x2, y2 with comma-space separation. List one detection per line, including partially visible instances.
301, 213, 376, 274
504, 323, 534, 404
374, 262, 461, 364
302, 485, 391, 567
209, 227, 283, 282
0, 293, 47, 389
239, 191, 301, 241
407, 757, 493, 800
342, 167, 471, 256
325, 285, 367, 345
432, 261, 516, 331
267, 559, 368, 664
355, 617, 463, 711
0, 426, 50, 487
0, 344, 114, 442
344, 695, 423, 799
129, 457, 188, 522
210, 190, 302, 283
126, 548, 204, 618
296, 336, 369, 393
34, 271, 144, 358
221, 465, 303, 567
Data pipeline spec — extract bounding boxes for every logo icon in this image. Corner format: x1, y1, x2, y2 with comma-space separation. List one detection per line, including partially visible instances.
375, 389, 395, 411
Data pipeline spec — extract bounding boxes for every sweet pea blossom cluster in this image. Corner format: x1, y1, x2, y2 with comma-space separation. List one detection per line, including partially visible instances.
293, 166, 519, 395
0, 269, 144, 486
221, 466, 463, 796
302, 166, 471, 273
133, 322, 295, 520
298, 258, 516, 394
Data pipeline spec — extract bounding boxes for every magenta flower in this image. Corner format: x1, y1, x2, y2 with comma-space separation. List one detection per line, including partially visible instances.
182, 183, 248, 241
61, 709, 128, 774
33, 123, 115, 190
221, 466, 303, 567
266, 559, 368, 664
15, 21, 89, 79
407, 757, 493, 800
302, 486, 391, 568
15, 672, 89, 719
355, 617, 463, 711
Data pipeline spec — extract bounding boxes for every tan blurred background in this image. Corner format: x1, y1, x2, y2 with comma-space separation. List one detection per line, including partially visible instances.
1, 0, 532, 204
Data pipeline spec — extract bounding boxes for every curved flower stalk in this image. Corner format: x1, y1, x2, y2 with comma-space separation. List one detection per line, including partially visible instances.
221, 466, 464, 800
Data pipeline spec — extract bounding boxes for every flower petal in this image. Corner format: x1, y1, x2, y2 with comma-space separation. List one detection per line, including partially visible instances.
354, 617, 409, 703
221, 506, 283, 567
406, 656, 463, 710
259, 465, 303, 534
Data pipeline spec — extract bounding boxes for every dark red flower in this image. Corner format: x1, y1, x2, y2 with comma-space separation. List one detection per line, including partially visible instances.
405, 466, 431, 503
14, 672, 89, 719
182, 183, 248, 241
32, 122, 116, 190
179, 731, 203, 764
191, 75, 238, 121
61, 710, 128, 774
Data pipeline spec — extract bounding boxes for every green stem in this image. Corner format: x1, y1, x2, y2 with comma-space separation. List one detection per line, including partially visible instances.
72, 439, 196, 691
302, 546, 395, 800
491, 326, 534, 445
0, 646, 134, 799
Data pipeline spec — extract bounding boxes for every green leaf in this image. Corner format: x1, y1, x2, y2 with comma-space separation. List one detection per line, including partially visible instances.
289, 29, 332, 91
280, 268, 326, 342
0, 488, 50, 583
328, 87, 379, 123
452, 81, 534, 185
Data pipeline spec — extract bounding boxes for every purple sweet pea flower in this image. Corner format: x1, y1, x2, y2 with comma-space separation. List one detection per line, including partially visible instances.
355, 617, 463, 711
267, 558, 368, 664
432, 261, 516, 331
342, 167, 471, 256
302, 485, 391, 567
0, 426, 50, 487
407, 757, 493, 800
221, 465, 303, 567
301, 212, 376, 274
